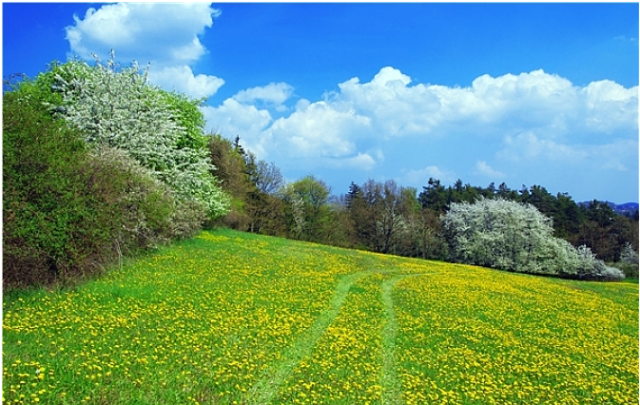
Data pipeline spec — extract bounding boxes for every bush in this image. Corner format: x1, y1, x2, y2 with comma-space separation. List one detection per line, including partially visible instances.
84, 147, 178, 248
617, 243, 639, 278
3, 87, 98, 286
42, 54, 230, 220
441, 198, 624, 281
2, 82, 196, 288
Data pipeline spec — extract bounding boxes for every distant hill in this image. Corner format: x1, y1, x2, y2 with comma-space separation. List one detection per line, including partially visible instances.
578, 201, 639, 216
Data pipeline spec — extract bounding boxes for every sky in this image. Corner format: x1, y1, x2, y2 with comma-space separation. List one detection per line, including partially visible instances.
3, 2, 639, 203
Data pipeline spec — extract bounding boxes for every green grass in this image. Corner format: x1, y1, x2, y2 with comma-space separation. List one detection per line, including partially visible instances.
3, 229, 638, 404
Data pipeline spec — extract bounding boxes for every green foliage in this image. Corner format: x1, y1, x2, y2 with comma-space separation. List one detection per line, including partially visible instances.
2, 66, 207, 288
41, 54, 229, 220
158, 90, 208, 150
206, 134, 253, 229
282, 176, 334, 242
203, 131, 632, 281
3, 86, 90, 286
617, 243, 639, 278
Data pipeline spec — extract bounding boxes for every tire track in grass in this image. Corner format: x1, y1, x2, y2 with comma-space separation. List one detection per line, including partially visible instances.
246, 269, 380, 405
381, 274, 422, 405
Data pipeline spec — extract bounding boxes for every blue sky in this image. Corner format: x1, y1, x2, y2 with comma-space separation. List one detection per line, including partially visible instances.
3, 2, 639, 203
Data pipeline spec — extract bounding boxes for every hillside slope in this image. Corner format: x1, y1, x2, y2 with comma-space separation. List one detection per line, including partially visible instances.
3, 229, 638, 404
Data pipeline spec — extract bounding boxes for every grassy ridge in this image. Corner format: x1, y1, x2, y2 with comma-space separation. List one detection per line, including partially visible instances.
2, 229, 638, 404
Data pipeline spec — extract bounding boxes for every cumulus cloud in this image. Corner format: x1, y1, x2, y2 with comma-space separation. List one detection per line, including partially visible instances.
333, 68, 638, 141
403, 165, 456, 185
266, 101, 371, 159
580, 80, 639, 133
199, 65, 637, 193
148, 66, 224, 99
65, 2, 224, 99
336, 67, 441, 136
327, 153, 377, 171
66, 3, 218, 64
233, 83, 294, 108
474, 161, 505, 179
201, 100, 273, 156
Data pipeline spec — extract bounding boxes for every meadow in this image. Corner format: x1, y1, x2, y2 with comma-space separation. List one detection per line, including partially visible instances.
2, 229, 638, 404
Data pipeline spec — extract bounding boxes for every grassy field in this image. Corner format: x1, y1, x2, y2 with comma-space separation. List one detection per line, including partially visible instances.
2, 229, 638, 404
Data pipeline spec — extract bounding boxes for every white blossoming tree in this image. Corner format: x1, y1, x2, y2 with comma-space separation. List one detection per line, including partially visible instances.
46, 53, 229, 220
441, 198, 624, 281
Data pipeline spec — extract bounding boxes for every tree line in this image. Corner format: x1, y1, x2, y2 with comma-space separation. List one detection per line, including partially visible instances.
4, 56, 638, 287
209, 138, 638, 278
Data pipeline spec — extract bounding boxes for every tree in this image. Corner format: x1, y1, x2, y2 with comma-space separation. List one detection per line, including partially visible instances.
441, 198, 623, 280
345, 179, 409, 254
346, 179, 380, 250
395, 187, 441, 258
234, 152, 287, 235
250, 156, 284, 196
497, 182, 518, 200
280, 183, 307, 239
376, 180, 406, 254
553, 192, 583, 238
619, 243, 639, 278
45, 53, 229, 220
419, 177, 448, 213
345, 182, 363, 211
283, 176, 332, 242
207, 134, 253, 229
325, 194, 354, 248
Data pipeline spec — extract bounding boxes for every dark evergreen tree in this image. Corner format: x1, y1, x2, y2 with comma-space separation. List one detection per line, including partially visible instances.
418, 177, 448, 212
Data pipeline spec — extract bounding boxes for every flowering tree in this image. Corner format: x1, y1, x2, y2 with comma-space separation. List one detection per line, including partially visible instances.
45, 53, 229, 219
441, 198, 624, 280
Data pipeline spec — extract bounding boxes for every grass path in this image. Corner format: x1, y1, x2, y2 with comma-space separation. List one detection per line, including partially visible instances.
246, 270, 377, 404
380, 275, 414, 405
247, 267, 432, 405
247, 267, 423, 405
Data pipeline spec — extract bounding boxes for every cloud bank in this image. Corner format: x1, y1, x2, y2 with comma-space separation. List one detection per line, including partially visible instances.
65, 2, 224, 99
205, 68, 637, 190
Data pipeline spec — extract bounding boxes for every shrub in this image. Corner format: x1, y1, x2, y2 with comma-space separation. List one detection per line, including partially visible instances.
3, 87, 98, 286
617, 243, 639, 278
441, 198, 624, 281
43, 53, 229, 220
2, 82, 195, 288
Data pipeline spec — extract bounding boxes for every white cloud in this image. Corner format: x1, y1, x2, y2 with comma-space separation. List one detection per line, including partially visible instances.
66, 3, 218, 64
333, 68, 637, 140
581, 80, 639, 133
233, 83, 294, 107
65, 2, 223, 99
499, 132, 590, 162
326, 153, 377, 171
201, 100, 273, 156
205, 67, 637, 188
336, 67, 441, 136
148, 66, 224, 99
474, 161, 505, 178
403, 165, 456, 185
498, 132, 638, 174
265, 101, 371, 158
